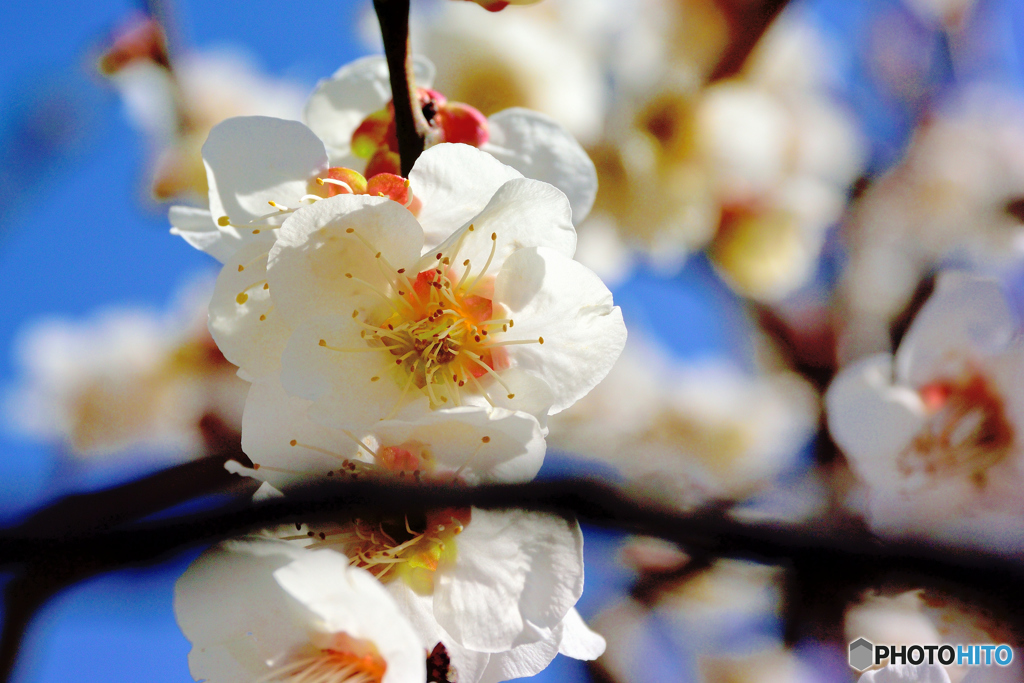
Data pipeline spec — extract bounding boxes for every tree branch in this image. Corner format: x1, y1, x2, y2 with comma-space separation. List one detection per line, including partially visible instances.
709, 0, 791, 82
373, 0, 428, 176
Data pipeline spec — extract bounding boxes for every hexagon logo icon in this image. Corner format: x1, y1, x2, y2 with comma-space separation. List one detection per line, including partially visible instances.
849, 638, 875, 671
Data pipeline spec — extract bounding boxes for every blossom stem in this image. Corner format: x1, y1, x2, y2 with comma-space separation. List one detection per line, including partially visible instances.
372, 0, 428, 176
708, 0, 791, 82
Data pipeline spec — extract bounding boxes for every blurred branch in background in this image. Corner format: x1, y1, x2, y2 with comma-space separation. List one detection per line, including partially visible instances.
709, 0, 791, 81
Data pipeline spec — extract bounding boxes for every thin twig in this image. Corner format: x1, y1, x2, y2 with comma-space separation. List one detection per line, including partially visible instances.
709, 0, 791, 82
373, 0, 428, 175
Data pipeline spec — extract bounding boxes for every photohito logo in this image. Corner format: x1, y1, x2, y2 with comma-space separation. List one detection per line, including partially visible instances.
848, 638, 1014, 672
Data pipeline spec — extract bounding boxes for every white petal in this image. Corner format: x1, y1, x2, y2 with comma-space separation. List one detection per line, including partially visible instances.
174, 540, 309, 683
241, 374, 355, 490
458, 365, 557, 429
478, 622, 560, 683
387, 582, 492, 683
209, 240, 291, 380
409, 143, 523, 252
280, 314, 429, 428
268, 195, 424, 327
896, 273, 1016, 386
426, 178, 577, 286
169, 205, 240, 264
493, 247, 627, 415
203, 116, 328, 226
273, 551, 426, 683
434, 508, 584, 652
826, 354, 926, 486
483, 108, 597, 225
304, 55, 435, 164
556, 609, 605, 660
371, 406, 545, 484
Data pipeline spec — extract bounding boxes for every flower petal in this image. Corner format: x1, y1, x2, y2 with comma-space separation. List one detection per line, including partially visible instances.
458, 365, 557, 428
203, 116, 328, 226
280, 313, 429, 427
209, 240, 291, 380
169, 205, 240, 263
273, 550, 426, 683
478, 622, 560, 683
304, 55, 435, 165
371, 406, 545, 484
174, 540, 308, 683
493, 246, 627, 415
241, 374, 355, 489
426, 178, 577, 286
387, 582, 492, 683
409, 143, 523, 252
434, 508, 584, 652
826, 353, 925, 486
483, 108, 597, 225
896, 273, 1016, 386
557, 608, 606, 660
268, 195, 424, 327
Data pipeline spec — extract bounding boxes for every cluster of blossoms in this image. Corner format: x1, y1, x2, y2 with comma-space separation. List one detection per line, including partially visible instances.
838, 90, 1024, 358
547, 333, 819, 511
5, 277, 246, 458
168, 38, 625, 681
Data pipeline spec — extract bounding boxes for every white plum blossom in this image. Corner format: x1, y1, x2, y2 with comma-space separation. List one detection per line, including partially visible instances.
230, 435, 603, 682
216, 143, 625, 427
827, 273, 1024, 549
5, 277, 246, 458
547, 333, 818, 507
272, 503, 603, 683
175, 539, 425, 683
303, 55, 598, 223
839, 89, 1024, 358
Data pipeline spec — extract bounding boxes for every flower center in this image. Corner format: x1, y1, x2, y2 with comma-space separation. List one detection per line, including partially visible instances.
308, 508, 471, 589
900, 372, 1014, 488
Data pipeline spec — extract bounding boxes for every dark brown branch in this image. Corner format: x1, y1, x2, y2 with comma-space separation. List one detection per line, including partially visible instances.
373, 0, 428, 176
15, 414, 252, 538
2, 474, 1024, 681
709, 0, 791, 82
4, 477, 1024, 618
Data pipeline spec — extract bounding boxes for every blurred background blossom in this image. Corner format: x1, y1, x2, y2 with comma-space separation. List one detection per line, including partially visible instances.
5, 0, 1024, 681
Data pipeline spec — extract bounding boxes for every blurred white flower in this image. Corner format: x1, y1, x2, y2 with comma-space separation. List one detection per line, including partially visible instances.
174, 539, 425, 683
840, 89, 1024, 358
828, 273, 1024, 549
590, 14, 863, 300
411, 0, 607, 145
100, 15, 305, 202
594, 560, 813, 683
548, 333, 818, 507
6, 277, 246, 458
